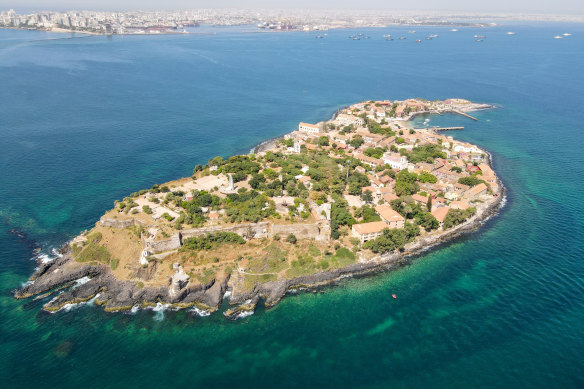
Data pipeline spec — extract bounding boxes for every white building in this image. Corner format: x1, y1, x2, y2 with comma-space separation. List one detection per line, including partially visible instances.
382, 154, 408, 170
298, 122, 320, 135
335, 113, 364, 127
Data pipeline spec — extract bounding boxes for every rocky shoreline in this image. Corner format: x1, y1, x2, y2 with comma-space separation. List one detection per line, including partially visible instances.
14, 171, 504, 320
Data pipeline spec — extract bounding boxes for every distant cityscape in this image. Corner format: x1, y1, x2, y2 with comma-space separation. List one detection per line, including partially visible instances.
1, 8, 582, 35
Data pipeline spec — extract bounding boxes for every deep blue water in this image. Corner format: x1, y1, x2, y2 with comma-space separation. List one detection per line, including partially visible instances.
1, 23, 584, 388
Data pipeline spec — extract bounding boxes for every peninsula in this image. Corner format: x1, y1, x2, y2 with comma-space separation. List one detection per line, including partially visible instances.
15, 98, 504, 319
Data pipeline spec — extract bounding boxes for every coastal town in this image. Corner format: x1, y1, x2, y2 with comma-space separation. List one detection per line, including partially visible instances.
0, 8, 493, 35
16, 98, 503, 318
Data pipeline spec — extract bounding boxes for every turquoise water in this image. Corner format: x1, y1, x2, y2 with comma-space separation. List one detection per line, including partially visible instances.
1, 23, 584, 388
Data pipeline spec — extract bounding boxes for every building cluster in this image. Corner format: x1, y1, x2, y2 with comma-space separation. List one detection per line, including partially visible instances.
284, 98, 498, 244
1, 8, 489, 35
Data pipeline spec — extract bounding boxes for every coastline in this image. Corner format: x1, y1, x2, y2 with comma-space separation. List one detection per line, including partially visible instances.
14, 102, 503, 320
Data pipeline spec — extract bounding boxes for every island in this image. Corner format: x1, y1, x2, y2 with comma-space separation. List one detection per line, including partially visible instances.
15, 98, 504, 319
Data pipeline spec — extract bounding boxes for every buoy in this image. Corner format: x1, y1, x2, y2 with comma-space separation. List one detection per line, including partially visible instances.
392, 294, 397, 299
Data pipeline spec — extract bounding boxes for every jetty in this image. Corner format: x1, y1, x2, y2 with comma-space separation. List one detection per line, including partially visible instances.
431, 126, 465, 131
451, 110, 478, 121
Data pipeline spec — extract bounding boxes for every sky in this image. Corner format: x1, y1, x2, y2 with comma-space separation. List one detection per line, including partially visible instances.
1, 0, 583, 14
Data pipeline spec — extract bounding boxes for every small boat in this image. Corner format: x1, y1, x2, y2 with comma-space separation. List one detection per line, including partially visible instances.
383, 34, 392, 38
450, 28, 458, 32
392, 294, 397, 299
554, 35, 564, 39
399, 36, 407, 40
506, 31, 516, 35
385, 38, 394, 41
408, 30, 416, 34
416, 39, 421, 43
429, 34, 438, 38
425, 37, 432, 40
474, 35, 486, 39
563, 33, 571, 36
475, 39, 484, 42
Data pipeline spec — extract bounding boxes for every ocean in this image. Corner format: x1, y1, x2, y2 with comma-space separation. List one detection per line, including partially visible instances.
1, 22, 583, 388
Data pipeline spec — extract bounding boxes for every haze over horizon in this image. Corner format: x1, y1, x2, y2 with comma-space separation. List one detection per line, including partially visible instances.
1, 0, 583, 14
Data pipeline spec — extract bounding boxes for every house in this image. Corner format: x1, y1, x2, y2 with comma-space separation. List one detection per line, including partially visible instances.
335, 113, 364, 127
355, 166, 366, 174
411, 193, 429, 206
383, 193, 399, 203
467, 164, 480, 174
463, 183, 488, 201
449, 200, 470, 210
431, 206, 450, 228
354, 153, 383, 167
382, 153, 408, 170
361, 186, 381, 202
351, 221, 388, 243
298, 122, 321, 135
375, 204, 405, 229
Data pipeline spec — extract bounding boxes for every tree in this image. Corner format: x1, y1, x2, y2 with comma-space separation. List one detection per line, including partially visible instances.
361, 190, 373, 203
443, 207, 477, 229
395, 170, 419, 196
318, 136, 330, 146
349, 135, 364, 148
286, 233, 297, 244
458, 176, 485, 187
348, 171, 370, 195
418, 171, 438, 184
415, 212, 439, 230
426, 194, 432, 212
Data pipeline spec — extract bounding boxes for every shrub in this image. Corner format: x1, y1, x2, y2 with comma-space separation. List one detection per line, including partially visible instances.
110, 257, 120, 271
286, 234, 297, 244
142, 205, 153, 214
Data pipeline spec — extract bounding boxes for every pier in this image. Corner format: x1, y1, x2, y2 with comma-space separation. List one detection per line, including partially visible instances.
451, 110, 478, 121
416, 126, 465, 132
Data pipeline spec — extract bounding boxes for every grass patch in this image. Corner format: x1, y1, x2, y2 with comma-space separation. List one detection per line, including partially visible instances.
110, 258, 120, 271
330, 247, 356, 268
246, 242, 288, 273
286, 254, 317, 278
195, 268, 215, 285
308, 242, 321, 257
76, 241, 111, 264
243, 273, 277, 290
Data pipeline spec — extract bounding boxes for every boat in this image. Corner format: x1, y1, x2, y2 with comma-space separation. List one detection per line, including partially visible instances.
382, 34, 392, 38
425, 37, 432, 40
416, 39, 421, 43
399, 36, 407, 40
385, 38, 394, 41
474, 35, 486, 39
475, 39, 483, 42
554, 35, 564, 39
506, 31, 516, 35
408, 30, 416, 34
429, 34, 438, 38
562, 33, 572, 36
450, 28, 458, 32
392, 294, 397, 299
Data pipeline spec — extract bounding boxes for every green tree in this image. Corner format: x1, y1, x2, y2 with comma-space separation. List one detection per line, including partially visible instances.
361, 190, 373, 203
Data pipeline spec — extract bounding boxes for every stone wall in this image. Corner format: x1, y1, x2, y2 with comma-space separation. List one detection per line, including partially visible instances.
99, 217, 142, 228
272, 223, 328, 241
146, 234, 181, 253
181, 222, 271, 241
